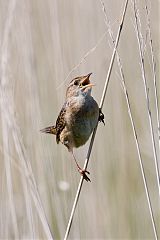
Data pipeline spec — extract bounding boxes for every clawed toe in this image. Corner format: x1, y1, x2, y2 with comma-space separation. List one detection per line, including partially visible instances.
99, 108, 105, 125
78, 168, 91, 182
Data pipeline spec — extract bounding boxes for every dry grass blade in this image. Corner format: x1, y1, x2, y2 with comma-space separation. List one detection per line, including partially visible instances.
145, 0, 160, 154
64, 0, 129, 239
57, 31, 107, 90
99, 1, 158, 238
0, 0, 19, 238
12, 127, 54, 239
132, 0, 160, 198
0, 0, 54, 238
120, 75, 158, 240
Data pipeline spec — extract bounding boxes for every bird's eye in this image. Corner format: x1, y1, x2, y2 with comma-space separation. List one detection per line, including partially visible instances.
74, 80, 78, 86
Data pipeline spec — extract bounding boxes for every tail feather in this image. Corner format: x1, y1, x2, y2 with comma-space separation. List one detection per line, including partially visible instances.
40, 126, 57, 135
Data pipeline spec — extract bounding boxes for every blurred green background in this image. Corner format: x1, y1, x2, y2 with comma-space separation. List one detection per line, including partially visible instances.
0, 0, 159, 239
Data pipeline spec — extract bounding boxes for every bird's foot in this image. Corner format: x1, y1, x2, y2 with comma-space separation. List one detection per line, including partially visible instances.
99, 108, 105, 125
78, 168, 91, 182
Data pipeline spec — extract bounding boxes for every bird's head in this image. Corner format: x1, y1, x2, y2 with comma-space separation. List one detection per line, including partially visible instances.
66, 73, 94, 98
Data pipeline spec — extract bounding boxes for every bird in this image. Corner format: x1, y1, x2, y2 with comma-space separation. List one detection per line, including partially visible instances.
41, 73, 104, 182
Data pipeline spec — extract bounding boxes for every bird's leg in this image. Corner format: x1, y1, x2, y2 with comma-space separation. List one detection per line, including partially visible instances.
98, 108, 105, 125
71, 151, 91, 182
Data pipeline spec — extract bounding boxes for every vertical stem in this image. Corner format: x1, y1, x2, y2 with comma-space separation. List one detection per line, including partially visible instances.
145, 0, 160, 154
133, 0, 160, 198
64, 0, 129, 239
99, 1, 158, 238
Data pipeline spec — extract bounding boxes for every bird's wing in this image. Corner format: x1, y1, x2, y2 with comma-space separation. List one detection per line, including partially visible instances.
56, 103, 67, 144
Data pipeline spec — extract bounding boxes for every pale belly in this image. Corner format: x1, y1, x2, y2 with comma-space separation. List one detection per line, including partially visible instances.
71, 113, 98, 147
61, 97, 99, 150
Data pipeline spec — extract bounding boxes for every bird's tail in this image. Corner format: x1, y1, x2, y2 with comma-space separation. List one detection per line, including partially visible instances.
40, 126, 57, 135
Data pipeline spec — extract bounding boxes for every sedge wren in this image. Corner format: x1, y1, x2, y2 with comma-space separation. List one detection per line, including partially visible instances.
41, 73, 104, 181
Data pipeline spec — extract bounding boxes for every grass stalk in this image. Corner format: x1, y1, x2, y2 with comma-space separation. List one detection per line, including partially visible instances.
0, 0, 19, 237
145, 0, 160, 154
99, 0, 158, 238
120, 66, 158, 240
0, 0, 54, 238
64, 1, 129, 239
57, 31, 107, 90
132, 0, 160, 198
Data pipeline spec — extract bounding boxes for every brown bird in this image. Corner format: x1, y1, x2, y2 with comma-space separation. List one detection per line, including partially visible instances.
41, 73, 104, 181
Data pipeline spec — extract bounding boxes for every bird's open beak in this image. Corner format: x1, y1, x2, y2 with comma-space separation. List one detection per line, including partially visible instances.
80, 73, 95, 90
